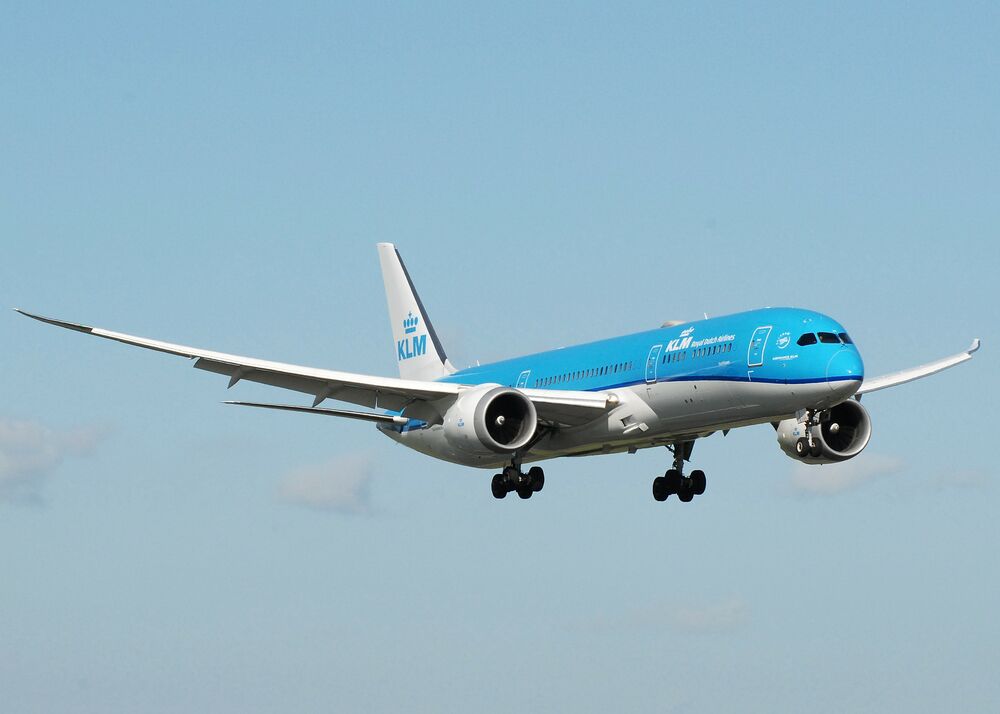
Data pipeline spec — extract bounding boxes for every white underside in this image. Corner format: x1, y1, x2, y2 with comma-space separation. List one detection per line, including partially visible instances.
380, 378, 860, 469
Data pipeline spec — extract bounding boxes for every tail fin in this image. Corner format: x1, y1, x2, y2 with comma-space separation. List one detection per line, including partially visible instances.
377, 243, 456, 381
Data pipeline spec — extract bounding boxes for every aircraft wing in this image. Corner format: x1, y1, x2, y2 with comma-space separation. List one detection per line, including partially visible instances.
15, 309, 460, 411
856, 339, 981, 396
15, 309, 615, 426
521, 388, 616, 426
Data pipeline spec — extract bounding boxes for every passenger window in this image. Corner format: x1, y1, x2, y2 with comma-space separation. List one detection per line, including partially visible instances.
797, 333, 818, 346
818, 332, 841, 344
839, 332, 853, 344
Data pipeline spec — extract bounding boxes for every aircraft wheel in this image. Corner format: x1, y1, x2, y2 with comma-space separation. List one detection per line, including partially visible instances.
678, 487, 694, 503
664, 469, 682, 491
516, 486, 533, 499
652, 476, 669, 502
528, 466, 545, 492
491, 474, 507, 499
795, 438, 810, 457
691, 470, 706, 496
809, 441, 823, 458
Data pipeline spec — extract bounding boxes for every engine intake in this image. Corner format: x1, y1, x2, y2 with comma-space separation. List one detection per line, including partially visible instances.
777, 399, 873, 464
443, 385, 538, 456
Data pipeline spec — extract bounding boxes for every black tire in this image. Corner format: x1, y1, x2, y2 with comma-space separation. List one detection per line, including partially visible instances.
809, 441, 823, 458
516, 486, 533, 499
664, 468, 682, 491
678, 488, 694, 503
528, 466, 545, 492
691, 470, 706, 496
652, 476, 669, 501
795, 437, 810, 457
491, 474, 507, 499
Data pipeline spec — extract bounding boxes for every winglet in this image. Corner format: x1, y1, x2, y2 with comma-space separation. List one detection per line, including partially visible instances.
968, 338, 981, 355
14, 308, 96, 334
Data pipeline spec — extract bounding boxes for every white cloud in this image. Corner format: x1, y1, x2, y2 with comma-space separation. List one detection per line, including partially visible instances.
278, 454, 373, 514
668, 597, 749, 634
576, 596, 749, 635
0, 417, 104, 504
789, 453, 903, 496
929, 469, 991, 491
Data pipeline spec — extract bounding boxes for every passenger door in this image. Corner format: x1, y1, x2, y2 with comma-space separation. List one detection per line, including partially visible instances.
645, 344, 663, 384
747, 326, 772, 379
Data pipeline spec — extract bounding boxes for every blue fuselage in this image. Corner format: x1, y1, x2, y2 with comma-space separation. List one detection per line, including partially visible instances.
380, 307, 865, 468
439, 307, 864, 395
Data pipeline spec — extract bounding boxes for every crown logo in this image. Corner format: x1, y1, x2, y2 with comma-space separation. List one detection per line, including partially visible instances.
403, 312, 419, 335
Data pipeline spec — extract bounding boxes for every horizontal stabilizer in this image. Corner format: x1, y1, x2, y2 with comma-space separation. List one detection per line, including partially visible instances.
224, 401, 408, 424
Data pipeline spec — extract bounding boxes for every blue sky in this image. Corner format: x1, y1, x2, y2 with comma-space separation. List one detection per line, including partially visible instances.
2, 2, 997, 712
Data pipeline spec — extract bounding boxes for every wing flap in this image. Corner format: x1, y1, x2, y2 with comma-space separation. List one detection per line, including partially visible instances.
523, 388, 616, 426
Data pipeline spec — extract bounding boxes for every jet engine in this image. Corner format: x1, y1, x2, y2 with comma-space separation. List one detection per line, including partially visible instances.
776, 399, 872, 464
442, 385, 538, 456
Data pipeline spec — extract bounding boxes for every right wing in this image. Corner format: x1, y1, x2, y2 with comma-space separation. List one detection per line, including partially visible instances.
856, 339, 981, 396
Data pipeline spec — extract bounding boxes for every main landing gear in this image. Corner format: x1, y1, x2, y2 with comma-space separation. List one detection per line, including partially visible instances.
491, 463, 545, 500
652, 441, 706, 503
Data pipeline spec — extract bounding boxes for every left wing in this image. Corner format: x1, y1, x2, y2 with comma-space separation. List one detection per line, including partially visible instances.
15, 308, 462, 411
856, 339, 980, 396
15, 309, 615, 426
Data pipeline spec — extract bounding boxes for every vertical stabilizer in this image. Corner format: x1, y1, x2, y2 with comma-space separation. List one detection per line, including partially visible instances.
377, 243, 456, 381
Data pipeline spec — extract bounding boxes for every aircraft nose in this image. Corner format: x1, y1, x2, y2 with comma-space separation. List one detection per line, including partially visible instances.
827, 349, 864, 393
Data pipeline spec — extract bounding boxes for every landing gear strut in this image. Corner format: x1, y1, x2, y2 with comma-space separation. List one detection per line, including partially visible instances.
794, 409, 824, 459
652, 441, 706, 503
491, 462, 544, 500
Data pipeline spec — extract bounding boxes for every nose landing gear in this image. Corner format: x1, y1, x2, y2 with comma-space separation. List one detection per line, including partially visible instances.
652, 441, 706, 503
793, 409, 824, 458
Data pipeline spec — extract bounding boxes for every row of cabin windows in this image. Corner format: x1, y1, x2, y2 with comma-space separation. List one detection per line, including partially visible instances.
797, 332, 853, 346
662, 341, 735, 364
534, 361, 634, 388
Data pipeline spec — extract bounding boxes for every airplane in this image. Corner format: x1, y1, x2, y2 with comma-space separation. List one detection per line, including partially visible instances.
16, 243, 980, 502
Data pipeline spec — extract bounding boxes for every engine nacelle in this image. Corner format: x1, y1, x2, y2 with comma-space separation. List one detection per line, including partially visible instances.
777, 399, 873, 464
442, 385, 538, 457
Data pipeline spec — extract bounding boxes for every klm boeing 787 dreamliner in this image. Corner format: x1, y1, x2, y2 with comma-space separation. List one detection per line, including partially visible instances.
17, 244, 980, 502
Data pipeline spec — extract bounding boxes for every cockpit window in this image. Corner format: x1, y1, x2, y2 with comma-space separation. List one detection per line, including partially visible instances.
797, 333, 817, 346
818, 332, 841, 344
839, 332, 853, 344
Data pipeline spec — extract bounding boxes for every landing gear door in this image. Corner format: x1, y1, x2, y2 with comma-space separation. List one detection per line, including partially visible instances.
645, 344, 663, 384
747, 326, 772, 378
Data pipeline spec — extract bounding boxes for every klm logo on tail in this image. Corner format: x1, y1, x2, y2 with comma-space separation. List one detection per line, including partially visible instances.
398, 312, 427, 361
